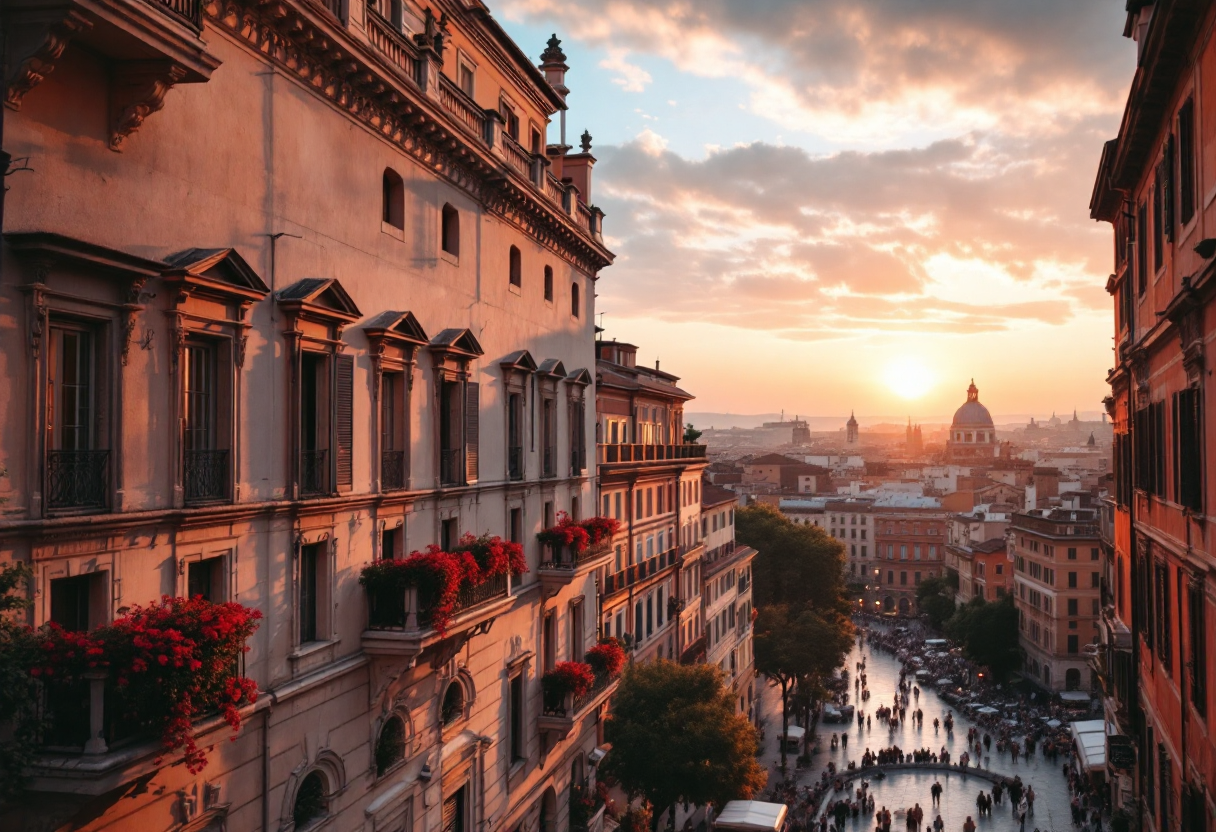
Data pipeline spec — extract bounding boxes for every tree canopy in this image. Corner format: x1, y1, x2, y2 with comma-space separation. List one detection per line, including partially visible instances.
737, 503, 848, 614
602, 660, 766, 812
915, 575, 957, 630
0, 562, 37, 804
945, 594, 1021, 681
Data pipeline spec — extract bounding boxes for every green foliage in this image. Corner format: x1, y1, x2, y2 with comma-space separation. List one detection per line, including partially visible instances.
945, 594, 1022, 681
916, 576, 957, 630
602, 660, 766, 813
736, 504, 848, 614
684, 424, 703, 444
0, 562, 38, 804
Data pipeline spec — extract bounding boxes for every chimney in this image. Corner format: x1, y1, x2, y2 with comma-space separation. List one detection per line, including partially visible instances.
563, 129, 596, 202
655, 359, 660, 371
539, 34, 570, 148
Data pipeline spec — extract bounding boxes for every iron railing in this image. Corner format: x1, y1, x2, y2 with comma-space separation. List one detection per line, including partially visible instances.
367, 572, 508, 631
597, 443, 708, 464
603, 548, 678, 595
301, 449, 329, 496
46, 450, 109, 511
440, 448, 464, 486
508, 446, 524, 481
151, 0, 202, 27
382, 450, 406, 491
540, 541, 612, 571
184, 449, 229, 503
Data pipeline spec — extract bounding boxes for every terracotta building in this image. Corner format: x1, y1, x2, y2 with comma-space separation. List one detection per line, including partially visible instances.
699, 485, 756, 723
1010, 507, 1103, 692
1090, 1, 1216, 828
0, 1, 615, 830
871, 508, 948, 615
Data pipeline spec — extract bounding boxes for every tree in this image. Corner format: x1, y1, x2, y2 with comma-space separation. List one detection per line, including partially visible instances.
602, 660, 766, 823
916, 576, 957, 630
737, 504, 848, 614
0, 561, 38, 804
684, 424, 703, 444
753, 605, 854, 771
945, 594, 1021, 681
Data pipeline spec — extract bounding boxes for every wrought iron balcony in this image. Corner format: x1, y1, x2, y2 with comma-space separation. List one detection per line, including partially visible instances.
382, 450, 406, 491
46, 450, 109, 511
597, 443, 708, 464
184, 449, 229, 503
538, 672, 620, 740
508, 445, 524, 481
602, 548, 679, 596
538, 542, 613, 597
440, 448, 464, 486
301, 449, 328, 496
363, 573, 510, 658
156, 0, 202, 27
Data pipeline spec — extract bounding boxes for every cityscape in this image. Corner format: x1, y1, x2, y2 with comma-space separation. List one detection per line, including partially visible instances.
0, 2, 1209, 832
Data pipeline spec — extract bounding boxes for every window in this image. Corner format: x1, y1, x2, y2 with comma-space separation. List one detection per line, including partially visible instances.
1092, 571, 1100, 589
382, 525, 401, 560
1156, 562, 1172, 673
1179, 98, 1196, 226
571, 282, 580, 318
1137, 202, 1148, 295
442, 204, 460, 257
509, 245, 522, 288
187, 556, 225, 602
570, 393, 586, 475
510, 673, 525, 761
458, 60, 475, 97
500, 101, 520, 141
293, 771, 328, 829
1174, 387, 1203, 511
508, 392, 524, 481
47, 323, 109, 511
183, 341, 229, 503
544, 265, 553, 301
1191, 578, 1207, 715
1067, 547, 1077, 560
376, 716, 407, 775
300, 352, 331, 496
1153, 169, 1165, 271
542, 611, 555, 672
299, 542, 326, 644
50, 573, 106, 631
441, 518, 459, 552
439, 378, 479, 486
442, 680, 465, 726
1068, 635, 1079, 654
1068, 598, 1078, 616
1091, 548, 1100, 561
541, 398, 555, 477
1068, 571, 1077, 589
381, 371, 407, 490
383, 168, 404, 230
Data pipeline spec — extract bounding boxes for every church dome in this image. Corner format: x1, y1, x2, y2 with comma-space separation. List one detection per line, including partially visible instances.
951, 380, 994, 428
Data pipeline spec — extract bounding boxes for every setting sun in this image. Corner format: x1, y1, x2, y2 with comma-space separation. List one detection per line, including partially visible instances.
884, 357, 936, 400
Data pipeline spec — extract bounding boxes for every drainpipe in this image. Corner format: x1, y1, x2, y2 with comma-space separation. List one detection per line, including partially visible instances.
262, 701, 274, 832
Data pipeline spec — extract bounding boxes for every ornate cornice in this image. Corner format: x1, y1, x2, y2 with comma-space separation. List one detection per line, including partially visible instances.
205, 0, 612, 276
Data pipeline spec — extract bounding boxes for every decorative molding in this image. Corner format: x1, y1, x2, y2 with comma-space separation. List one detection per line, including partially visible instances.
235, 332, 249, 368
27, 282, 49, 358
110, 60, 189, 152
4, 11, 93, 111
121, 277, 147, 366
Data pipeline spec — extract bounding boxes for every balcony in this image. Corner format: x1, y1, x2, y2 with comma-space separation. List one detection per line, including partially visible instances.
362, 573, 510, 660
301, 449, 329, 496
537, 542, 613, 597
382, 450, 406, 491
597, 443, 707, 465
184, 449, 228, 503
680, 635, 706, 665
46, 450, 109, 511
537, 672, 619, 741
508, 446, 524, 481
603, 548, 679, 597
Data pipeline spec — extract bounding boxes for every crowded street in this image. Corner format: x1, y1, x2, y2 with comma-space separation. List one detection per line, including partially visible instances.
754, 619, 1104, 832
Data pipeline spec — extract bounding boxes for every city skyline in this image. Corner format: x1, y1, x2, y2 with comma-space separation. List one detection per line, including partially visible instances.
496, 1, 1134, 416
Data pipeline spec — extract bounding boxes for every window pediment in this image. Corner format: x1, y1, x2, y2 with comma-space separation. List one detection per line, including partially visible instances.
499, 350, 538, 389
536, 358, 566, 379
277, 278, 362, 341
565, 367, 592, 387
163, 248, 269, 304
364, 310, 429, 347
430, 328, 484, 377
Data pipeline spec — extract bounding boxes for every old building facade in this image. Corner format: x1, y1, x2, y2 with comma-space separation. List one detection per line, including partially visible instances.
0, 1, 614, 830
1090, 0, 1216, 827
871, 509, 947, 615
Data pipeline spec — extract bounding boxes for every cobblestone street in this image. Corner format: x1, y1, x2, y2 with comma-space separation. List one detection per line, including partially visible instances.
755, 625, 1083, 832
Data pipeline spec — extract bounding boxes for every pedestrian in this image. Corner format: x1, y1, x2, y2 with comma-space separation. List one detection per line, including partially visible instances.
842, 733, 848, 749
931, 781, 942, 805
976, 792, 985, 816
1026, 785, 1035, 814
932, 815, 943, 832
963, 816, 976, 832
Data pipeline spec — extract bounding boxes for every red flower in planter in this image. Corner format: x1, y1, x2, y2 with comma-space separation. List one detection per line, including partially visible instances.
585, 639, 626, 678
360, 548, 466, 635
451, 533, 528, 580
536, 511, 591, 554
579, 516, 621, 545
542, 661, 596, 703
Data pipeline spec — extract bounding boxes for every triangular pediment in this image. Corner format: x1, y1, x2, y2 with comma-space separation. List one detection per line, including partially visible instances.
537, 358, 567, 379
565, 368, 592, 386
500, 350, 539, 373
165, 248, 269, 295
364, 310, 429, 345
430, 328, 485, 357
277, 278, 362, 322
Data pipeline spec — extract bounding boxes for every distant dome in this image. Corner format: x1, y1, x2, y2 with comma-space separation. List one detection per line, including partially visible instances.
951, 380, 994, 428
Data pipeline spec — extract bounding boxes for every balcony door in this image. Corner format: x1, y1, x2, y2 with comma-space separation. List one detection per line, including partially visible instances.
46, 324, 108, 511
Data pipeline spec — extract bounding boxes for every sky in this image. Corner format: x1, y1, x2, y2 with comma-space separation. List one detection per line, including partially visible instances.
494, 0, 1136, 421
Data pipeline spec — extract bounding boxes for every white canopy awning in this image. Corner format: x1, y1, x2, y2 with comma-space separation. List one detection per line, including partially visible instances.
716, 801, 789, 832
782, 725, 806, 740
1070, 720, 1109, 773
1060, 691, 1093, 704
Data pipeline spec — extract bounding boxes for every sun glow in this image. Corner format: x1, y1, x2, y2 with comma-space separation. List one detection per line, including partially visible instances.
884, 357, 936, 400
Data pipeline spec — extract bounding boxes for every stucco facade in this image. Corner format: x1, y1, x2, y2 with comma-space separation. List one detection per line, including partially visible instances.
0, 1, 615, 830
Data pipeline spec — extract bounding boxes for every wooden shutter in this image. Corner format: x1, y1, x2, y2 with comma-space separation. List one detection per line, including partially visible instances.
464, 381, 479, 482
335, 354, 354, 489
442, 788, 464, 832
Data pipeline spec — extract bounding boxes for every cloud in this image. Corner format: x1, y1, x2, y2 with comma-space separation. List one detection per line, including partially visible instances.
599, 48, 653, 92
634, 127, 669, 156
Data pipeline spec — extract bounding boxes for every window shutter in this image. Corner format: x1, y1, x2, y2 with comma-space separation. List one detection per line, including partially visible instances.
335, 354, 354, 489
465, 381, 479, 482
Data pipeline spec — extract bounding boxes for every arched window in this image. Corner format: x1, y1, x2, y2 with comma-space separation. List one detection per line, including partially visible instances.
509, 245, 522, 288
375, 715, 407, 775
544, 265, 553, 301
293, 771, 328, 829
441, 680, 465, 726
382, 169, 404, 230
571, 282, 580, 317
442, 203, 460, 256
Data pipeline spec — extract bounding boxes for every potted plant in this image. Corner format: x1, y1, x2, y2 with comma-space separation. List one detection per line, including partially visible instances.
359, 547, 468, 634
585, 638, 626, 678
580, 516, 621, 545
536, 512, 591, 561
449, 533, 528, 580
541, 661, 595, 710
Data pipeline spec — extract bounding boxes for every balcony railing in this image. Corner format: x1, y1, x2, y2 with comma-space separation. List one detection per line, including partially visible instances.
508, 446, 524, 481
382, 450, 406, 491
542, 672, 618, 719
603, 548, 678, 595
184, 449, 229, 503
152, 0, 202, 27
597, 443, 708, 464
46, 450, 109, 511
367, 572, 509, 631
501, 133, 531, 179
301, 449, 328, 496
438, 74, 486, 138
440, 448, 464, 486
540, 541, 612, 571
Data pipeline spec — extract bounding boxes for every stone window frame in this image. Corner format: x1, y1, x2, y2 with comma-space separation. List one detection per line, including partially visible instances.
365, 311, 429, 493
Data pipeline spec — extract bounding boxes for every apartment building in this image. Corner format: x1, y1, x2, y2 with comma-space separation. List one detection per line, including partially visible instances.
826, 499, 876, 581
1090, 1, 1216, 825
871, 509, 948, 615
1010, 508, 1102, 692
594, 340, 708, 665
945, 507, 1012, 605
700, 486, 757, 724
0, 2, 613, 830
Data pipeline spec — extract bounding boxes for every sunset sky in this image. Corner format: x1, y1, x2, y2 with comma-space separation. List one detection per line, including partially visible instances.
497, 0, 1135, 421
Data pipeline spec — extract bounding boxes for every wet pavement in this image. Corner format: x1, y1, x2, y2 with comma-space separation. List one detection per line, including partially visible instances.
754, 623, 1082, 832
